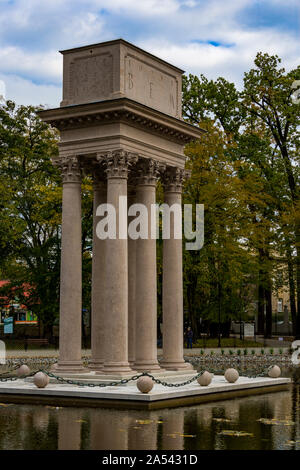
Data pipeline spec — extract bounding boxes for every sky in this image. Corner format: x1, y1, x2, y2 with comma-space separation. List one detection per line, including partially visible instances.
0, 0, 299, 107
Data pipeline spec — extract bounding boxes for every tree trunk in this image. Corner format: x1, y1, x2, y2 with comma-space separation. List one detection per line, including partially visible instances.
265, 281, 273, 338
257, 283, 265, 335
187, 276, 199, 339
287, 247, 297, 336
295, 229, 300, 339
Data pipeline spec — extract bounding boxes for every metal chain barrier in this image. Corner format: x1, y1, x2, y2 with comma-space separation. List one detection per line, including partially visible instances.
0, 366, 273, 387
0, 365, 20, 377
40, 370, 206, 388
0, 370, 39, 382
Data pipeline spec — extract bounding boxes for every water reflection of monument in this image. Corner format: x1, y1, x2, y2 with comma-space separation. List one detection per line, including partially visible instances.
0, 389, 298, 450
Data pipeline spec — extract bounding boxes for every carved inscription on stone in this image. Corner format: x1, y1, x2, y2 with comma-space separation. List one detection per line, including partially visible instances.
69, 53, 113, 103
125, 55, 179, 117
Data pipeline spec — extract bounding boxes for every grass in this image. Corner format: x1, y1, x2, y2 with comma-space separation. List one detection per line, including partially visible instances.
193, 338, 262, 348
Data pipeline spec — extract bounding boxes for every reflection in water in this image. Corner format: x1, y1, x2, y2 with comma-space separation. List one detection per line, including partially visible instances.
0, 386, 299, 450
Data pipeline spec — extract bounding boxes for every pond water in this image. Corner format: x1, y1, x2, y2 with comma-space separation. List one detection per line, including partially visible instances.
0, 385, 299, 450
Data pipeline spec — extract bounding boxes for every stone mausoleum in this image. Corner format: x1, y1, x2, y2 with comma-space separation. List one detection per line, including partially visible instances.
39, 39, 203, 376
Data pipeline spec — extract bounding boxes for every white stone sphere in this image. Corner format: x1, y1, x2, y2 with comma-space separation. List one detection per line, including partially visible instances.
268, 365, 281, 378
137, 376, 154, 393
197, 371, 212, 386
33, 372, 50, 389
17, 365, 30, 377
224, 368, 239, 383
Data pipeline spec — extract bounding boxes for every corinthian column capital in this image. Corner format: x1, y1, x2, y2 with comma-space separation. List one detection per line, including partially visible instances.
55, 156, 82, 184
162, 167, 190, 193
101, 149, 138, 179
136, 158, 163, 186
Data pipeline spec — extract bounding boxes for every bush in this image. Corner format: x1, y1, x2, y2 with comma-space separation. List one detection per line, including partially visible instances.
243, 349, 248, 356
200, 349, 204, 355
221, 349, 225, 355
260, 349, 265, 355
251, 349, 255, 355
279, 348, 283, 355
229, 350, 233, 355
269, 348, 274, 355
210, 350, 214, 356
237, 349, 241, 355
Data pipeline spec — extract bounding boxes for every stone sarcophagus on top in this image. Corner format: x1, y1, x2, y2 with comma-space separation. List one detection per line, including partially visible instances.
60, 39, 182, 119
40, 39, 202, 169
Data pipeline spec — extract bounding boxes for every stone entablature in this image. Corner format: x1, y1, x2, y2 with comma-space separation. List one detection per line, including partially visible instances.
60, 39, 183, 119
39, 98, 204, 170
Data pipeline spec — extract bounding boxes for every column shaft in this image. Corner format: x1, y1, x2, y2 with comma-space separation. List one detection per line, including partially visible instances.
90, 180, 107, 370
102, 151, 134, 374
160, 171, 192, 370
128, 190, 136, 366
134, 162, 160, 371
57, 156, 86, 372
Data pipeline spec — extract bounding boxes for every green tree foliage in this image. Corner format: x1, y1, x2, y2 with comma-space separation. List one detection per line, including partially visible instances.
0, 101, 93, 336
242, 53, 300, 336
0, 101, 61, 335
183, 121, 264, 337
182, 52, 300, 337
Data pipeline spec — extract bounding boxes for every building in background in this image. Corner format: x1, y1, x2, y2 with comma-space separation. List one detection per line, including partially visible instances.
0, 280, 38, 325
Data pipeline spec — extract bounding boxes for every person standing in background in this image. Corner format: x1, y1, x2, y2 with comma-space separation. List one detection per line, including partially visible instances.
186, 326, 193, 349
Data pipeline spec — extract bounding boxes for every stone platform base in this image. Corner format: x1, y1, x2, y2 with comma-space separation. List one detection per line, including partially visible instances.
0, 375, 291, 410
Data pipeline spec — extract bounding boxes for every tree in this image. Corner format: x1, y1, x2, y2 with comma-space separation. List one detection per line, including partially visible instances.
0, 101, 61, 336
182, 52, 299, 337
183, 121, 260, 338
242, 53, 300, 336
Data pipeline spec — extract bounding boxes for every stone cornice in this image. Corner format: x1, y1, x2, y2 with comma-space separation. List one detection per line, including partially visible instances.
59, 38, 185, 74
38, 98, 205, 145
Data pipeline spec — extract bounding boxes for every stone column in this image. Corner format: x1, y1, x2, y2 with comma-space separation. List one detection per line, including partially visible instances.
101, 150, 137, 374
134, 159, 161, 371
128, 187, 137, 367
160, 168, 192, 370
56, 156, 86, 372
89, 173, 107, 371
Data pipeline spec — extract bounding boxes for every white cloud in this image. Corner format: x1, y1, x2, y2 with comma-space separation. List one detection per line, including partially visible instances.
0, 47, 62, 84
0, 79, 5, 103
0, 74, 61, 107
88, 0, 180, 15
140, 25, 299, 88
0, 0, 298, 104
61, 12, 104, 44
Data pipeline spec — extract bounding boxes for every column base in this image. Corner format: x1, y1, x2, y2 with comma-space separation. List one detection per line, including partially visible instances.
88, 360, 104, 372
51, 361, 89, 374
133, 360, 163, 372
101, 361, 134, 375
159, 360, 193, 371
